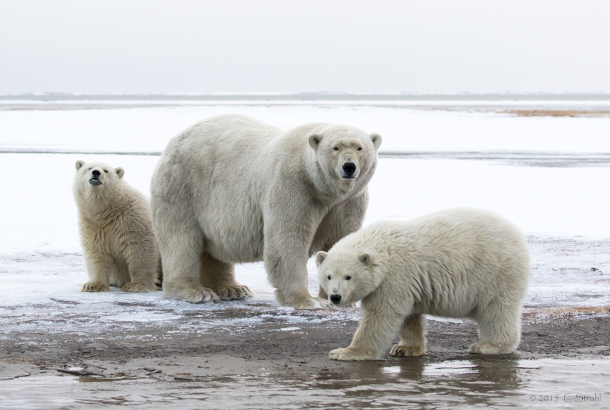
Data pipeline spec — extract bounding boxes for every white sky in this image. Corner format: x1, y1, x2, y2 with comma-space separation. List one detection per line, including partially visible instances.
1, 0, 609, 94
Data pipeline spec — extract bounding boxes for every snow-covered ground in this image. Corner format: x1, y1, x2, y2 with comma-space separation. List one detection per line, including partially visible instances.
0, 100, 609, 327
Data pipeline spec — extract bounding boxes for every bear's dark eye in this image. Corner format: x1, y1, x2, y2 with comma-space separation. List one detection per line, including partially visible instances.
333, 147, 339, 151
103, 169, 108, 173
346, 276, 352, 280
357, 147, 362, 151
327, 275, 331, 280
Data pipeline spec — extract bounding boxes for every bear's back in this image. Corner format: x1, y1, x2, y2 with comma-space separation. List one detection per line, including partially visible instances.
347, 208, 529, 314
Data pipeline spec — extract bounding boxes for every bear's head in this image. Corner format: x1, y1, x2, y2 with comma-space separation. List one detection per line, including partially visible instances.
316, 249, 383, 306
74, 160, 125, 195
308, 125, 381, 188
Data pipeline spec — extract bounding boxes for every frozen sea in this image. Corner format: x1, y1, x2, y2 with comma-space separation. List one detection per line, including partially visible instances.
1, 95, 609, 408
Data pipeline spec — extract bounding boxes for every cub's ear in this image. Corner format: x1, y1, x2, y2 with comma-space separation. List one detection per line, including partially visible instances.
75, 160, 85, 171
115, 167, 125, 179
316, 251, 328, 266
309, 134, 323, 150
370, 133, 382, 150
358, 253, 373, 266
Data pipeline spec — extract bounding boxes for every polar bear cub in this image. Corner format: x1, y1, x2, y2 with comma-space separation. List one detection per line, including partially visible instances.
317, 208, 530, 360
73, 161, 160, 293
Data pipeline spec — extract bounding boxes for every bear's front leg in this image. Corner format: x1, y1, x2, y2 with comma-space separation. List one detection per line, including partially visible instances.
81, 253, 111, 292
329, 347, 381, 361
330, 307, 405, 361
264, 204, 330, 310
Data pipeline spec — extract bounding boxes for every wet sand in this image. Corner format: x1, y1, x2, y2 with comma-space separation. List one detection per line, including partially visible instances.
2, 302, 610, 408
2, 304, 610, 378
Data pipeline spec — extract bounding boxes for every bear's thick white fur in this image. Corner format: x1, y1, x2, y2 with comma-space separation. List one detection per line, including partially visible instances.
73, 161, 160, 293
151, 114, 381, 308
317, 208, 530, 360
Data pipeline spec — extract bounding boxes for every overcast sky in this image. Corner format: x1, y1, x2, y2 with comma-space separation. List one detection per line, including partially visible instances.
1, 0, 609, 94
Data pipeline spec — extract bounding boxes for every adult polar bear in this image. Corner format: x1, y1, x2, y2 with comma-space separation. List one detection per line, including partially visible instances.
151, 114, 382, 309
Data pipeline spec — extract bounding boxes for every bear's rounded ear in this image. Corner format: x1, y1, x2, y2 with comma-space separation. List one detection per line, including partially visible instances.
115, 167, 125, 179
75, 160, 85, 171
316, 251, 328, 266
309, 134, 322, 150
370, 133, 382, 150
358, 253, 373, 266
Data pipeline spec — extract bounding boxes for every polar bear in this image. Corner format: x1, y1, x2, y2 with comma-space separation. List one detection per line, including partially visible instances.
316, 208, 530, 360
151, 114, 381, 308
73, 161, 160, 293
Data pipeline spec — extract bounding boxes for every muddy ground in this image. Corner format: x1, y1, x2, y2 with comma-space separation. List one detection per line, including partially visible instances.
2, 305, 609, 382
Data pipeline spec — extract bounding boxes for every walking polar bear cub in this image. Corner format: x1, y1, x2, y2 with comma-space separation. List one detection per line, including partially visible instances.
73, 161, 160, 293
316, 208, 530, 360
151, 114, 381, 309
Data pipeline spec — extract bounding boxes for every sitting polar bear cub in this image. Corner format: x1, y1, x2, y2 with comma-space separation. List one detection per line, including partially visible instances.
151, 114, 381, 309
316, 208, 530, 360
73, 161, 160, 293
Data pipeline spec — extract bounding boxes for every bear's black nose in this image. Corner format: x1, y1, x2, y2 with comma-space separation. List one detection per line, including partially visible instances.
342, 162, 356, 175
92, 170, 101, 177
330, 294, 342, 304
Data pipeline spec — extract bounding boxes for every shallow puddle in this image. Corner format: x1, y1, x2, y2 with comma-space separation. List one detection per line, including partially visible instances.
1, 358, 609, 409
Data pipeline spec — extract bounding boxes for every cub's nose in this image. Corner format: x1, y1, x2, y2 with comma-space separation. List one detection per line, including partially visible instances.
91, 170, 101, 177
330, 294, 342, 304
342, 162, 356, 176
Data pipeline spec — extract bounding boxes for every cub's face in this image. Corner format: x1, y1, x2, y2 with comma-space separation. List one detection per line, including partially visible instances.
74, 160, 125, 193
316, 250, 379, 306
309, 126, 381, 186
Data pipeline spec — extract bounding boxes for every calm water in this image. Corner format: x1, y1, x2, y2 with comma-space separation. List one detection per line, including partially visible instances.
1, 358, 608, 409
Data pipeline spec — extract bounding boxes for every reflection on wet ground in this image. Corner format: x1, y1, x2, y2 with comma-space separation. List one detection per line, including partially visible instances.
1, 358, 608, 409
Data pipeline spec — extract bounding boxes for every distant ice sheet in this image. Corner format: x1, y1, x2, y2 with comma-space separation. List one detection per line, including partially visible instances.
1, 105, 610, 154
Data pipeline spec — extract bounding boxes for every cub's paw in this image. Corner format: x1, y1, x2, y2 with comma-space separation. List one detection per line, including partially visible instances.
81, 283, 109, 292
329, 347, 379, 361
216, 285, 253, 301
469, 342, 513, 354
121, 282, 158, 293
390, 344, 426, 357
291, 296, 331, 310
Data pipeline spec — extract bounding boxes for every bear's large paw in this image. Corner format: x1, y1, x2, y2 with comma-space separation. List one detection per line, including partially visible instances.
291, 296, 332, 310
165, 285, 220, 303
469, 342, 514, 354
390, 344, 426, 357
121, 282, 158, 293
329, 347, 380, 361
216, 285, 253, 301
81, 283, 109, 292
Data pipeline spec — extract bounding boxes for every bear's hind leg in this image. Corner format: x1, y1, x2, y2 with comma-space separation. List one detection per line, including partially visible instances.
199, 252, 252, 301
390, 314, 427, 357
122, 240, 160, 293
470, 303, 521, 354
158, 224, 219, 303
112, 258, 130, 289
